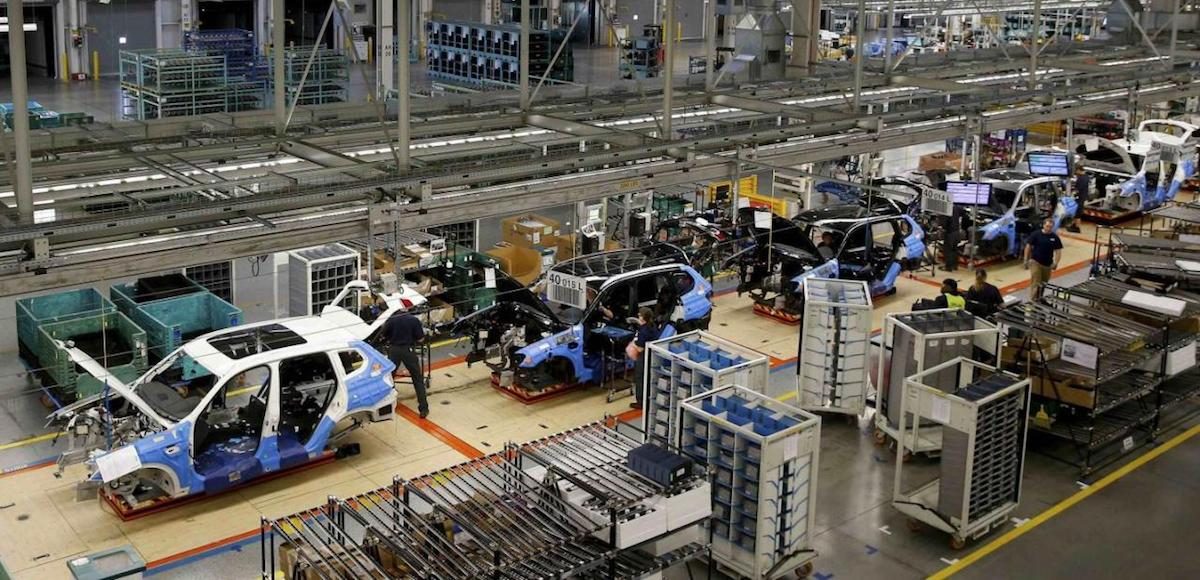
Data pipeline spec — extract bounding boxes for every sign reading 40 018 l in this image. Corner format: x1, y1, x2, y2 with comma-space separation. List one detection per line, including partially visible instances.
546, 270, 589, 309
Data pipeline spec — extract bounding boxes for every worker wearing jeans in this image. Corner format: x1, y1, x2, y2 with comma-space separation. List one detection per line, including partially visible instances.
1023, 219, 1063, 299
382, 311, 429, 418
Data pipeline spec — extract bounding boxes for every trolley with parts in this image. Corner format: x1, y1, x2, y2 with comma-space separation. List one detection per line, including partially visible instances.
893, 356, 1031, 549
874, 309, 1001, 459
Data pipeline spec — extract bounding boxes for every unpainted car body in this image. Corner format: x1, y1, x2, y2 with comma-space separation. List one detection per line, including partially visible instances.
972, 172, 1078, 258
453, 246, 713, 392
49, 282, 425, 509
1072, 132, 1197, 214
729, 205, 925, 319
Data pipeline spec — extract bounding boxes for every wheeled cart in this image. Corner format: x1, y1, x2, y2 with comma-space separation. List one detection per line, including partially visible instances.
874, 309, 1000, 458
797, 278, 873, 418
893, 357, 1031, 549
680, 386, 821, 579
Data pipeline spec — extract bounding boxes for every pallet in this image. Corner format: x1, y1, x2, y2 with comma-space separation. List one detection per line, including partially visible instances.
751, 301, 802, 325
489, 373, 582, 404
100, 451, 337, 521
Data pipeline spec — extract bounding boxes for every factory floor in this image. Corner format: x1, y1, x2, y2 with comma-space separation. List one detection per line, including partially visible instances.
0, 41, 716, 125
0, 216, 1197, 579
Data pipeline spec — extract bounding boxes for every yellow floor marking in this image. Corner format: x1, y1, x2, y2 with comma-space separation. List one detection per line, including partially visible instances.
0, 431, 61, 451
928, 424, 1200, 579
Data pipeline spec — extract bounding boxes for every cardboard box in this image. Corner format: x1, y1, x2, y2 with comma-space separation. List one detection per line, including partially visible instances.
1031, 374, 1097, 409
918, 151, 963, 173
421, 297, 456, 325
1000, 336, 1060, 367
405, 272, 445, 296
486, 243, 542, 285
502, 214, 561, 248
371, 250, 395, 275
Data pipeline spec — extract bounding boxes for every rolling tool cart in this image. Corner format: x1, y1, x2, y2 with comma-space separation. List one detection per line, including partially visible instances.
681, 386, 822, 579
797, 278, 873, 420
875, 310, 1001, 459
644, 331, 770, 448
893, 357, 1031, 549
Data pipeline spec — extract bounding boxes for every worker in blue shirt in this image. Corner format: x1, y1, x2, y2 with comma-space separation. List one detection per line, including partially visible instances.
382, 310, 429, 418
628, 307, 660, 410
1024, 218, 1064, 299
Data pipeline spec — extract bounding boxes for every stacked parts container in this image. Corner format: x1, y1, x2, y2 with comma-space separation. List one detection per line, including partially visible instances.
111, 274, 243, 359
644, 331, 770, 449
288, 244, 361, 316
16, 289, 147, 402
681, 386, 820, 578
798, 278, 872, 416
875, 310, 1000, 456
893, 357, 1030, 547
184, 261, 235, 303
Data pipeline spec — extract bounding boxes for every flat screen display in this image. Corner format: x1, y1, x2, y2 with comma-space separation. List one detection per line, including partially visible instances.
1027, 152, 1070, 176
946, 181, 992, 205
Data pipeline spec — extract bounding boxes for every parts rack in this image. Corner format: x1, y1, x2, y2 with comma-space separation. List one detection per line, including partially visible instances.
875, 309, 1001, 457
893, 357, 1031, 549
644, 331, 770, 449
680, 386, 821, 579
260, 422, 710, 579
797, 278, 873, 417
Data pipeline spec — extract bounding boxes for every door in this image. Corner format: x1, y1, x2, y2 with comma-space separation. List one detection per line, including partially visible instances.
190, 365, 272, 492
279, 352, 342, 462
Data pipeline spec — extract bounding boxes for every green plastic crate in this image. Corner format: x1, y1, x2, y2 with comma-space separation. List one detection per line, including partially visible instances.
34, 310, 148, 400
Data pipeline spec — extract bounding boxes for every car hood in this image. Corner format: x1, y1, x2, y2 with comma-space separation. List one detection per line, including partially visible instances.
47, 343, 172, 429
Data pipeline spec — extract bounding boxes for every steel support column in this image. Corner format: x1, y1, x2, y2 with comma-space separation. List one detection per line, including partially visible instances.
789, 0, 818, 78
520, 0, 531, 110
273, 0, 286, 136
398, 0, 411, 167
884, 0, 896, 74
662, 0, 675, 139
1029, 0, 1041, 90
1170, 0, 1180, 66
379, 0, 394, 96
704, 0, 716, 91
852, 0, 866, 111
7, 0, 34, 224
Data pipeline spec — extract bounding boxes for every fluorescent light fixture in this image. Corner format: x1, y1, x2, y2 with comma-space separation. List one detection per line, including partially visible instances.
0, 24, 38, 32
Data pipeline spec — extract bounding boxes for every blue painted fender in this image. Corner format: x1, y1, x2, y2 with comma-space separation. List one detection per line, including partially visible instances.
900, 215, 926, 260
981, 213, 1019, 257
518, 325, 588, 380
344, 340, 396, 415
127, 421, 200, 496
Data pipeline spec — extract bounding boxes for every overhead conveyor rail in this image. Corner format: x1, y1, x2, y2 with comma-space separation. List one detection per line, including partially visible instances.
4, 42, 1200, 295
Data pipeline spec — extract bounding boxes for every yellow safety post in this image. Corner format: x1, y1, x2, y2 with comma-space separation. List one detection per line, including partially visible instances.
676, 22, 681, 42
91, 51, 100, 80
61, 53, 69, 82
367, 38, 374, 64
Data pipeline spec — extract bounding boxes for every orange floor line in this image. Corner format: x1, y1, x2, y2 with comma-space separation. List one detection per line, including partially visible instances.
395, 404, 486, 459
145, 528, 261, 569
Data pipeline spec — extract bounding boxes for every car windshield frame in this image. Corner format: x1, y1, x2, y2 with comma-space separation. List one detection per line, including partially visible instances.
133, 350, 218, 422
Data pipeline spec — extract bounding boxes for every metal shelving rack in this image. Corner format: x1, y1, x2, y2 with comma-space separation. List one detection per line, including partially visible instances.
996, 292, 1167, 476
644, 331, 770, 449
268, 45, 349, 106
875, 310, 1001, 457
183, 261, 234, 303
797, 278, 873, 417
425, 20, 573, 88
680, 386, 821, 579
119, 49, 229, 120
288, 244, 361, 316
894, 357, 1031, 549
260, 422, 710, 579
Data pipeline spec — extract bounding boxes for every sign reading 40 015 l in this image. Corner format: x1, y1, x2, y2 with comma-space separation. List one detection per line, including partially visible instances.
546, 270, 589, 309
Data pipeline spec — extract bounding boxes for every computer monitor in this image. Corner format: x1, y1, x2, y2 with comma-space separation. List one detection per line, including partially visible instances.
946, 181, 992, 205
1027, 152, 1070, 176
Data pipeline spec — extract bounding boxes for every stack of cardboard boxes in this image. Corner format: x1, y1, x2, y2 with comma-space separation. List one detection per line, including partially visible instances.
488, 214, 563, 285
